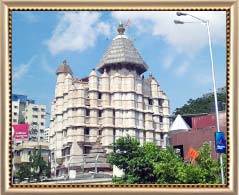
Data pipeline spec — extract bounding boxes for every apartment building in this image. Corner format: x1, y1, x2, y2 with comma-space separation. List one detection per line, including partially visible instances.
44, 128, 50, 142
12, 94, 35, 124
12, 94, 47, 142
13, 141, 50, 179
25, 103, 46, 142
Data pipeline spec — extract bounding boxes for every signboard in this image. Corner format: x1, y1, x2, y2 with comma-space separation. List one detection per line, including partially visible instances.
215, 132, 226, 153
185, 147, 199, 163
13, 124, 29, 141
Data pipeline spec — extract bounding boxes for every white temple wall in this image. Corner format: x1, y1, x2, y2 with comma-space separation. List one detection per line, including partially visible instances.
146, 130, 154, 142
101, 93, 110, 106
50, 57, 171, 175
102, 128, 114, 146
88, 109, 97, 125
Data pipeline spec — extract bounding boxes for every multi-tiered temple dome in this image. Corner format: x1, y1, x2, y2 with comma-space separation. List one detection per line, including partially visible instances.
97, 22, 148, 74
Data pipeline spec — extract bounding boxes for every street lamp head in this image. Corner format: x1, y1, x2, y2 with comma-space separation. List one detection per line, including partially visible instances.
176, 12, 187, 16
174, 20, 184, 24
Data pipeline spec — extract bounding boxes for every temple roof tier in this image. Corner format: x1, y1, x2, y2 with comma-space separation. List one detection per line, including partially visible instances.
56, 59, 73, 75
97, 23, 148, 74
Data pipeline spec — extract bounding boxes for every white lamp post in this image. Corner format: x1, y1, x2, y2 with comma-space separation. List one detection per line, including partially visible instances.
174, 12, 225, 184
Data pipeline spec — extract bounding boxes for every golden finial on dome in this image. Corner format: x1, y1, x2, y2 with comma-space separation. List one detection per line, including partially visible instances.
117, 21, 125, 35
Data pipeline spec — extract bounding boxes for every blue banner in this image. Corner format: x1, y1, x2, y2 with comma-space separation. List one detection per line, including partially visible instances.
215, 132, 226, 153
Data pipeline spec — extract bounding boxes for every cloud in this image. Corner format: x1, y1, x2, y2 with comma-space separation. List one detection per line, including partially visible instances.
46, 11, 111, 55
162, 54, 175, 69
19, 12, 38, 23
96, 21, 111, 36
40, 54, 55, 75
13, 55, 37, 81
112, 11, 226, 79
175, 61, 190, 76
111, 11, 226, 55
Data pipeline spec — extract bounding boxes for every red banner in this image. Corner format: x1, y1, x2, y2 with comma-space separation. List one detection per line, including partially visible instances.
13, 124, 29, 141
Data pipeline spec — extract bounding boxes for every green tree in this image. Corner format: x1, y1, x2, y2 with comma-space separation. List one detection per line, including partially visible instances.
126, 143, 160, 184
196, 142, 226, 184
176, 163, 204, 184
29, 147, 48, 182
108, 136, 224, 184
108, 135, 140, 172
154, 146, 185, 184
174, 92, 226, 115
15, 147, 49, 182
15, 163, 31, 182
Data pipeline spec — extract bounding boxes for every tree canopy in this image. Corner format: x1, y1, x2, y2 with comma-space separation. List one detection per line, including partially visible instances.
174, 92, 226, 115
108, 136, 226, 184
15, 147, 51, 183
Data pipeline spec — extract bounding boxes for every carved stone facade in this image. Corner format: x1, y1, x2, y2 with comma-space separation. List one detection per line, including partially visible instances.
49, 24, 170, 176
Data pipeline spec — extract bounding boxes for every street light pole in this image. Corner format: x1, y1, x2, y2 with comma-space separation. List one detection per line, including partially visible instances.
174, 12, 225, 184
206, 21, 225, 185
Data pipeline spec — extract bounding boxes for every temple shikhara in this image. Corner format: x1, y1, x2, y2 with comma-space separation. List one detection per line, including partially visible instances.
49, 23, 170, 177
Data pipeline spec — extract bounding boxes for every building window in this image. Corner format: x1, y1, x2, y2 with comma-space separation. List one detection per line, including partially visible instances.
159, 116, 163, 123
32, 108, 39, 111
143, 131, 146, 142
98, 110, 102, 118
28, 151, 31, 155
62, 149, 65, 157
13, 119, 17, 123
13, 112, 17, 116
33, 115, 38, 118
41, 108, 45, 112
113, 110, 115, 125
41, 122, 44, 126
66, 147, 71, 155
98, 92, 102, 99
158, 99, 163, 106
84, 127, 90, 135
41, 115, 45, 119
14, 106, 18, 109
148, 98, 153, 105
136, 130, 140, 140
113, 128, 116, 143
86, 109, 90, 116
99, 130, 102, 136
83, 146, 91, 154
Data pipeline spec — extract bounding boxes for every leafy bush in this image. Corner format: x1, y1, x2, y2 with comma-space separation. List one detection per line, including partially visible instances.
108, 136, 226, 184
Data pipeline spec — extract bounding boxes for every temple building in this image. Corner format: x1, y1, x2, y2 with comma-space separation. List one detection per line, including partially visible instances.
49, 23, 170, 177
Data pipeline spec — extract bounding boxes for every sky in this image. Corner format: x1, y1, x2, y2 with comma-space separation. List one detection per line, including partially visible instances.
12, 11, 226, 125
